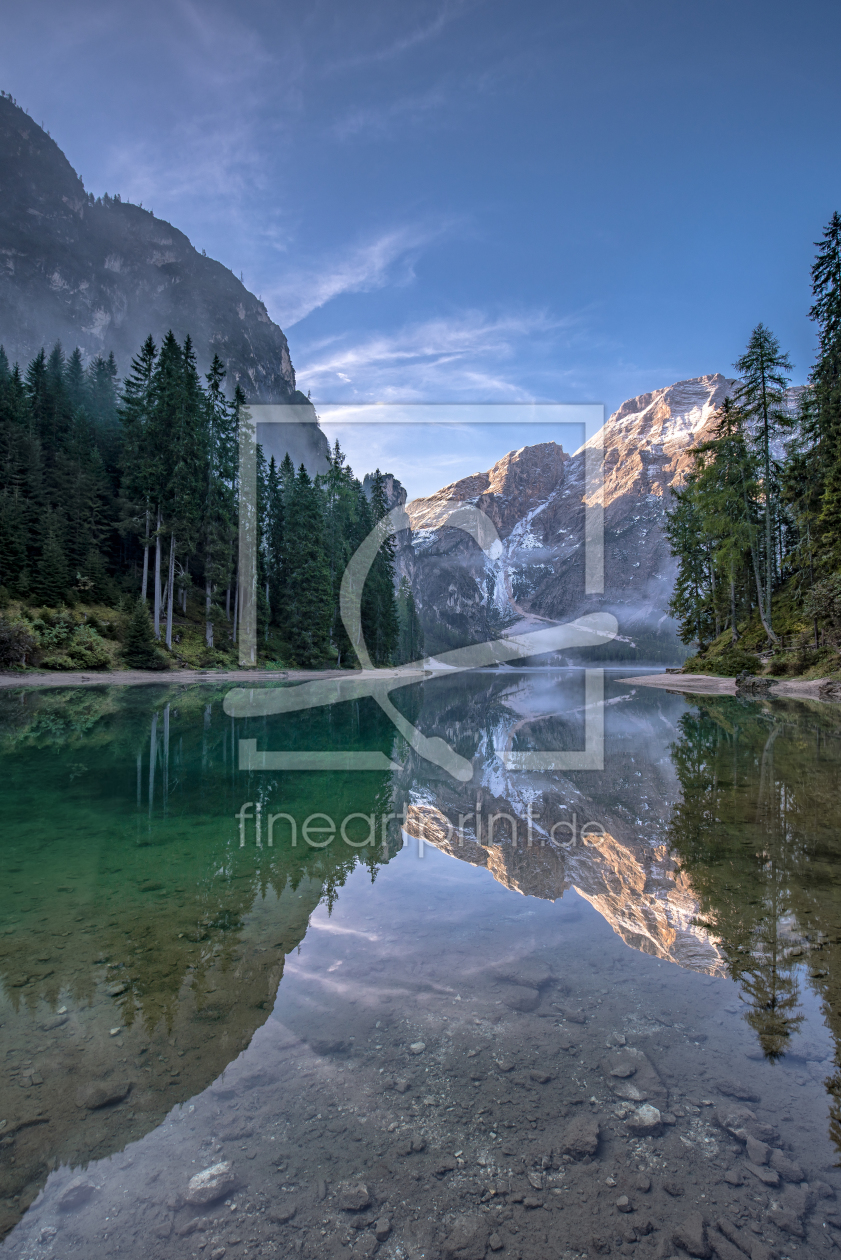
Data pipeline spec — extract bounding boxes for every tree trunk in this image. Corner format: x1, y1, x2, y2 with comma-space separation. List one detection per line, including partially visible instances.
225, 587, 231, 621
205, 561, 213, 648
141, 508, 150, 602
232, 570, 239, 646
153, 508, 162, 639
742, 473, 779, 645
730, 578, 738, 643
165, 536, 176, 649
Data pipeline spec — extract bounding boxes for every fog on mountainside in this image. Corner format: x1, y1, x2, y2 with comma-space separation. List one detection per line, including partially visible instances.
401, 376, 736, 662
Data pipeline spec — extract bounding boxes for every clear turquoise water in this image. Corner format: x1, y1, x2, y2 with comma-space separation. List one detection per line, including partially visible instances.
0, 675, 840, 1259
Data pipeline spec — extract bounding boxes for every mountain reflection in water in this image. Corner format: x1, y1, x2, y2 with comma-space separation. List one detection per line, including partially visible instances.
0, 674, 841, 1245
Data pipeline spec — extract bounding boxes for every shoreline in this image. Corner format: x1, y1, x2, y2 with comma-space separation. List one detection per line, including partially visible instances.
0, 666, 425, 690
622, 672, 841, 702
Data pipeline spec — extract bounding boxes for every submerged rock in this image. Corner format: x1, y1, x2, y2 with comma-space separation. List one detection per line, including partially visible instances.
499, 984, 540, 1012
58, 1177, 96, 1210
672, 1210, 711, 1258
626, 1104, 662, 1136
75, 1080, 131, 1110
560, 1114, 600, 1159
185, 1162, 237, 1206
338, 1181, 371, 1212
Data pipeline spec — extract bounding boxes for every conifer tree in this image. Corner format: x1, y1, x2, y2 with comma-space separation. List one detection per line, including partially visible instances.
284, 464, 333, 665
733, 324, 792, 637
363, 469, 399, 666
809, 213, 841, 560
122, 597, 166, 669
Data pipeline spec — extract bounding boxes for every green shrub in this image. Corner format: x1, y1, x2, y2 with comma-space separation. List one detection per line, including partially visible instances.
694, 647, 762, 677
67, 625, 111, 669
0, 616, 37, 668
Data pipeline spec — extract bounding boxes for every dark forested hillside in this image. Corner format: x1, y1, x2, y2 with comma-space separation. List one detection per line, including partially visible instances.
0, 332, 419, 672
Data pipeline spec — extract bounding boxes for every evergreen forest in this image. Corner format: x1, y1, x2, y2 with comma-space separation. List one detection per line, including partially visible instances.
0, 331, 421, 671
666, 213, 841, 677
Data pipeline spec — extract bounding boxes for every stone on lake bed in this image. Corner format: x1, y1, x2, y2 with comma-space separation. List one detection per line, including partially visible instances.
560, 1114, 600, 1159
770, 1148, 803, 1182
625, 1104, 662, 1136
338, 1181, 371, 1211
672, 1210, 710, 1258
75, 1080, 131, 1110
499, 984, 540, 1012
409, 1042, 426, 1054
58, 1177, 96, 1210
744, 1160, 779, 1187
715, 1078, 760, 1103
268, 1200, 296, 1223
185, 1162, 238, 1206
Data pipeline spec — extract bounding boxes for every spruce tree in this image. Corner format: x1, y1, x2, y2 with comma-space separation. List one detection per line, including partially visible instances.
363, 469, 399, 666
122, 598, 167, 669
809, 213, 841, 561
33, 523, 70, 606
284, 464, 333, 666
733, 325, 792, 639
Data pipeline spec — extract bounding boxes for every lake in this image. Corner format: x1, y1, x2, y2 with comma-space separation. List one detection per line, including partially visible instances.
0, 671, 839, 1260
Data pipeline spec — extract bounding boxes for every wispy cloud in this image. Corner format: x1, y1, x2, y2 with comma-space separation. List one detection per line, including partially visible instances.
326, 0, 484, 73
332, 85, 450, 140
296, 308, 576, 401
265, 222, 452, 326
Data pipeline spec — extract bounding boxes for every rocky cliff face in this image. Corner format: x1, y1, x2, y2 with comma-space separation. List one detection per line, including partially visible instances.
403, 375, 737, 659
0, 94, 330, 469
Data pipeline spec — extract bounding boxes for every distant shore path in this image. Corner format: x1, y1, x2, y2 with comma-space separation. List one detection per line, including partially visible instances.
0, 666, 411, 689
623, 672, 840, 702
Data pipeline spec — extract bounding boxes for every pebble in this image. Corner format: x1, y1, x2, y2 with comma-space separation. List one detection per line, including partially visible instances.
75, 1080, 131, 1110
338, 1181, 371, 1211
500, 985, 540, 1012
185, 1162, 238, 1206
673, 1210, 709, 1258
625, 1104, 662, 1136
745, 1161, 780, 1187
374, 1218, 391, 1241
409, 1042, 426, 1054
616, 1195, 631, 1213
58, 1177, 96, 1210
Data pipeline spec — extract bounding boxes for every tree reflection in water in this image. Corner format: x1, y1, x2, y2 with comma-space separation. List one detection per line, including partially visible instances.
668, 695, 841, 1140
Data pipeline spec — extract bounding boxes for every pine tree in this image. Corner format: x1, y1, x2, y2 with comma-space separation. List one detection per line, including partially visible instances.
33, 521, 70, 606
122, 597, 167, 669
284, 464, 333, 666
119, 335, 158, 603
809, 213, 841, 561
397, 575, 424, 662
733, 324, 792, 639
363, 470, 399, 666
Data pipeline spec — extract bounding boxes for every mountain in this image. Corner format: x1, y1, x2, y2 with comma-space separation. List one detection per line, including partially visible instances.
403, 374, 738, 659
0, 92, 329, 472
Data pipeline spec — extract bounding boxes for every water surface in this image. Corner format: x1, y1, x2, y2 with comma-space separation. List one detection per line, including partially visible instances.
0, 673, 840, 1260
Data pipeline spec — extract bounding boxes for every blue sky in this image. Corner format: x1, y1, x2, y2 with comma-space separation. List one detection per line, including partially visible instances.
3, 0, 841, 493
